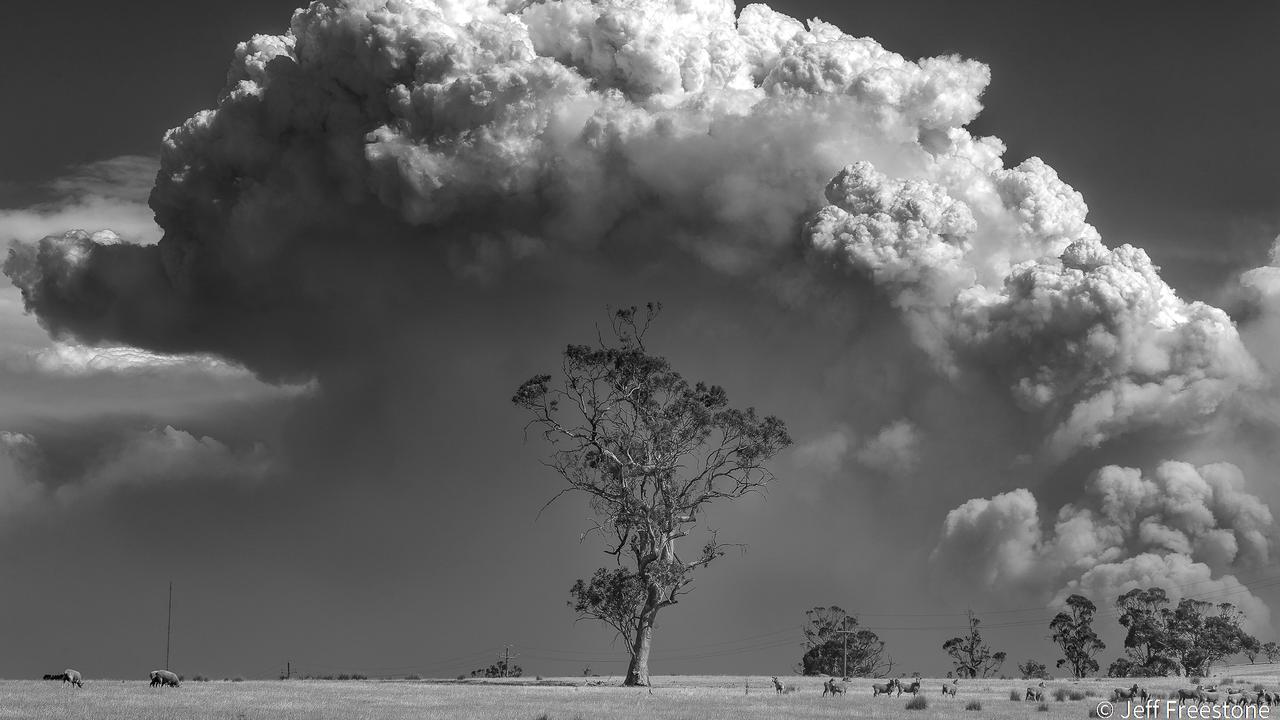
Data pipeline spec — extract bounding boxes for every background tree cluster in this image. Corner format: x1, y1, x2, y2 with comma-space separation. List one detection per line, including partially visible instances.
797, 606, 893, 677
929, 589, 1260, 680
470, 659, 522, 678
1108, 588, 1255, 678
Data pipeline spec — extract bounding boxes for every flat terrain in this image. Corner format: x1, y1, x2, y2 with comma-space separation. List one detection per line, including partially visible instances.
5, 668, 1280, 719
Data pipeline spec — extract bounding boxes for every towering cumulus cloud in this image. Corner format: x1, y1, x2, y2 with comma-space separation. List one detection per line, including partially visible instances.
931, 462, 1274, 632
3, 0, 1273, 624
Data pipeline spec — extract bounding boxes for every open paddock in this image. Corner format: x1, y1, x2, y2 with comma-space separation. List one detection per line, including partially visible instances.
4, 671, 1280, 720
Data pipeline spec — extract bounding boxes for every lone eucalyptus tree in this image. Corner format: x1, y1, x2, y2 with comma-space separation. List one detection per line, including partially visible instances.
513, 304, 791, 686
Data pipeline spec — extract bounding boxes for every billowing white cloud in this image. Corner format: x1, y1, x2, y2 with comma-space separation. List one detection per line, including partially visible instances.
808, 161, 1260, 457
931, 461, 1275, 631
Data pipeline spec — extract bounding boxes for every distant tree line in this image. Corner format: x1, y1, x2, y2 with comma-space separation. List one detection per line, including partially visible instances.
471, 659, 522, 678
801, 588, 1265, 680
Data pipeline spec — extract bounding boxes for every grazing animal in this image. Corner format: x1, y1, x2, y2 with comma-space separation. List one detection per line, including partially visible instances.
897, 680, 921, 697
772, 676, 782, 694
871, 679, 896, 697
1176, 687, 1202, 704
942, 680, 957, 697
1113, 684, 1140, 701
62, 669, 82, 688
827, 678, 846, 696
1025, 687, 1044, 702
150, 670, 180, 688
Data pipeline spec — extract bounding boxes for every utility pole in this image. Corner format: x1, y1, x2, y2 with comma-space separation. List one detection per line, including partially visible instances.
287, 662, 291, 680
165, 582, 173, 670
834, 628, 856, 678
500, 646, 519, 677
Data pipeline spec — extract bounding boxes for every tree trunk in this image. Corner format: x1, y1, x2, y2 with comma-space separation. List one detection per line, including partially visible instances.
624, 586, 661, 686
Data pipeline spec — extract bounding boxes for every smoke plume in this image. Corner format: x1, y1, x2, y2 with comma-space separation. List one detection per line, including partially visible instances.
4, 0, 1276, 627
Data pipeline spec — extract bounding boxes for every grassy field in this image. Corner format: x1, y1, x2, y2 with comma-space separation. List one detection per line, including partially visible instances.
5, 669, 1280, 719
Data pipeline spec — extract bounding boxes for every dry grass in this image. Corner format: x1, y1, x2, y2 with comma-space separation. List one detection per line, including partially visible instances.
3, 673, 1280, 720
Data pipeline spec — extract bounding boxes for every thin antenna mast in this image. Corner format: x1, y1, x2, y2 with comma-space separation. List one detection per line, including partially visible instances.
165, 582, 173, 670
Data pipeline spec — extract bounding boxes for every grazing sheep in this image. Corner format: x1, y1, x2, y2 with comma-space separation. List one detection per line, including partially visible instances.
63, 669, 82, 688
872, 679, 896, 697
897, 680, 921, 697
1113, 684, 1139, 701
772, 676, 782, 694
150, 670, 180, 688
1176, 687, 1202, 704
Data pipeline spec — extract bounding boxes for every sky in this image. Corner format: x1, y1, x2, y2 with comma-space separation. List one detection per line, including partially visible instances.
2, 0, 1280, 681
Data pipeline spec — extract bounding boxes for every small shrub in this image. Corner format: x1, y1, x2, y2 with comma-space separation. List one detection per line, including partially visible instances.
456, 675, 466, 681
1038, 702, 1050, 711
965, 700, 982, 711
905, 695, 928, 710
535, 676, 544, 681
232, 677, 244, 682
1010, 689, 1023, 701
1054, 688, 1068, 702
1069, 690, 1087, 701
192, 675, 208, 682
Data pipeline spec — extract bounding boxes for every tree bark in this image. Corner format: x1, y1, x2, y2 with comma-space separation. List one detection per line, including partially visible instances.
624, 586, 661, 686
